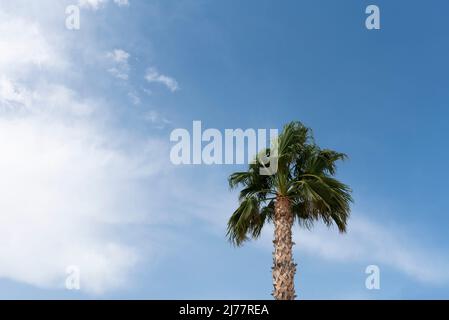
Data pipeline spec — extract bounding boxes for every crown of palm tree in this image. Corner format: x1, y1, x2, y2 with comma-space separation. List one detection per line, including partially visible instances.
227, 121, 353, 246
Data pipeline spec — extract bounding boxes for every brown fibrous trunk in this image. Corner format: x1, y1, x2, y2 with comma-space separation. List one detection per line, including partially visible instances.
272, 196, 296, 300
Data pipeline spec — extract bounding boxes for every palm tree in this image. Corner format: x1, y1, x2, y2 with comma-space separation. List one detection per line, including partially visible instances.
227, 121, 352, 300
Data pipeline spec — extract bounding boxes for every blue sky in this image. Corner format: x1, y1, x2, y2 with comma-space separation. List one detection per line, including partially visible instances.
0, 0, 449, 299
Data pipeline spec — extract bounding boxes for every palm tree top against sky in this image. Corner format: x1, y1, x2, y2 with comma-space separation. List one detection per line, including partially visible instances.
227, 121, 353, 300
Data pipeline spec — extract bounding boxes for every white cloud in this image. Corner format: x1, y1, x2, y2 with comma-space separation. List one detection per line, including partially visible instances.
251, 214, 449, 285
108, 68, 129, 80
114, 0, 130, 7
0, 77, 169, 293
0, 6, 167, 295
79, 0, 130, 10
144, 110, 172, 129
78, 0, 109, 11
142, 88, 153, 96
145, 68, 180, 92
107, 49, 130, 64
0, 18, 63, 73
106, 49, 130, 80
0, 77, 30, 109
0, 103, 172, 293
128, 91, 141, 105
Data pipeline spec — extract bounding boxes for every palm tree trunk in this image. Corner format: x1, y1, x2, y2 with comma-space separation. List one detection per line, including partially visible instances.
272, 196, 296, 300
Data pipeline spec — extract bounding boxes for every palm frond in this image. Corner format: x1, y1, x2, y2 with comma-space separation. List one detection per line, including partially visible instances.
227, 197, 266, 246
227, 121, 353, 245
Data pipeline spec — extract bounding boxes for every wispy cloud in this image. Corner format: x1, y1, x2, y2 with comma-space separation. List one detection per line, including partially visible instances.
107, 49, 130, 64
78, 0, 108, 10
113, 0, 130, 7
145, 68, 179, 92
79, 0, 129, 10
144, 110, 172, 129
106, 49, 130, 80
256, 215, 449, 285
128, 90, 141, 105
